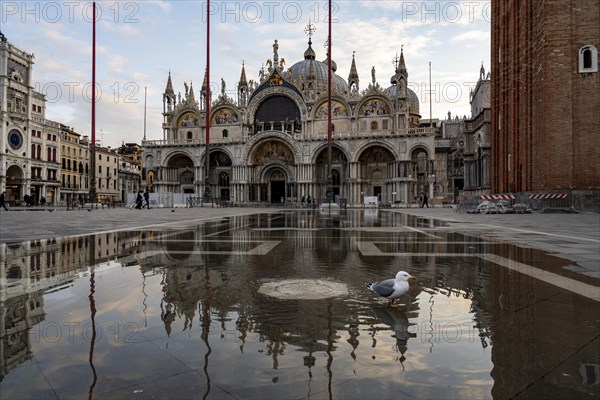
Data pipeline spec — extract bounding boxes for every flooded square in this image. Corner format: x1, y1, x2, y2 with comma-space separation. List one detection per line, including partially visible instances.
1, 210, 598, 399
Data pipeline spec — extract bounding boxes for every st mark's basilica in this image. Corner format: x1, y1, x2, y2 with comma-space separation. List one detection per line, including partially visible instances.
142, 25, 436, 205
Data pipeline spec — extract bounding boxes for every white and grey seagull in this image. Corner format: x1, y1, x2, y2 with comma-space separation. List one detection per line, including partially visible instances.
366, 271, 416, 305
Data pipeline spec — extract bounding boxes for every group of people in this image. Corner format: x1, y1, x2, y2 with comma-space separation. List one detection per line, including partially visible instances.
133, 190, 151, 209
0, 192, 47, 210
301, 195, 312, 207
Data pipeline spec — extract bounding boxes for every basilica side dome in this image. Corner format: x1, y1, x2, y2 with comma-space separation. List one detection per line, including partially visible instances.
385, 85, 421, 116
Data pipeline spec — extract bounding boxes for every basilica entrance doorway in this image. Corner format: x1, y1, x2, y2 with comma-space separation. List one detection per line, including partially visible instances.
267, 169, 287, 203
271, 180, 285, 203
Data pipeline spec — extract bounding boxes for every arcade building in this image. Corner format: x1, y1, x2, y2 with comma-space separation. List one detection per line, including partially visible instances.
142, 27, 436, 205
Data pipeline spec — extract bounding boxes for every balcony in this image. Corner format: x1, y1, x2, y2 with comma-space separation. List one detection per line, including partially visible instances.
143, 127, 435, 147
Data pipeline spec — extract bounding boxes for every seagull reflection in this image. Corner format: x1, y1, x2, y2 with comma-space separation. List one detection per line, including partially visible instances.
370, 305, 417, 366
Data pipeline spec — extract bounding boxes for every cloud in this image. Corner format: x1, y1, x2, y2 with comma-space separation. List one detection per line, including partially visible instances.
452, 30, 490, 43
109, 55, 128, 74
150, 0, 173, 12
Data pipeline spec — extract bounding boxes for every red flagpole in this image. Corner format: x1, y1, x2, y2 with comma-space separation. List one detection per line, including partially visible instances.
327, 0, 332, 144
89, 0, 97, 203
206, 0, 210, 147
92, 0, 96, 149
204, 0, 211, 199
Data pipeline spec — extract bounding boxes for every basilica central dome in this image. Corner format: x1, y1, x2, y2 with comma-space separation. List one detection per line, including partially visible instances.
288, 38, 349, 95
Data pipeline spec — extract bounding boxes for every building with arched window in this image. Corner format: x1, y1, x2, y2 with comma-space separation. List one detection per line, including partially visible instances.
491, 0, 599, 205
143, 29, 435, 205
0, 32, 61, 205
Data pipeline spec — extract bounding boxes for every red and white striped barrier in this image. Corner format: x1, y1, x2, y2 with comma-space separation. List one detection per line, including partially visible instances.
528, 193, 568, 199
480, 194, 516, 200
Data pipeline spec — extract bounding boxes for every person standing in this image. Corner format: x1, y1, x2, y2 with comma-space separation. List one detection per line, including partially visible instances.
0, 191, 8, 211
423, 193, 429, 208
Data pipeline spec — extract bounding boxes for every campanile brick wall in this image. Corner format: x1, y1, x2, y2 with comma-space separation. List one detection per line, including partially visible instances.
491, 0, 600, 192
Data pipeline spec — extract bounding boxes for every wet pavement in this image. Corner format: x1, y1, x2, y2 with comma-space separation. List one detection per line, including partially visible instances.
0, 207, 599, 399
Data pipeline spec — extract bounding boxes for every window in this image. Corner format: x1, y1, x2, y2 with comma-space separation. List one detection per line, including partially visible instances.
579, 45, 598, 73
187, 131, 193, 140
222, 129, 228, 138
219, 172, 229, 187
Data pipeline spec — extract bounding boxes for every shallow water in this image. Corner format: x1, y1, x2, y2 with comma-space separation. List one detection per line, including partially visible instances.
1, 210, 598, 399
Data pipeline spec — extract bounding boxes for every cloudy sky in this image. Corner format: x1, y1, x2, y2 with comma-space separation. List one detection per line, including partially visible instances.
3, 0, 491, 148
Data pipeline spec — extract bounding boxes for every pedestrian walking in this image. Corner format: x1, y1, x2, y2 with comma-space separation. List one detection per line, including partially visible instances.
135, 191, 143, 209
143, 190, 151, 209
423, 193, 429, 208
0, 191, 8, 211
40, 196, 46, 207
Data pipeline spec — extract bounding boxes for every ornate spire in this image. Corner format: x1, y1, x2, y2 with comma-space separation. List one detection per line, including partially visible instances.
165, 71, 174, 95
398, 45, 407, 74
188, 81, 196, 104
349, 51, 359, 80
348, 51, 359, 94
201, 68, 207, 94
239, 61, 248, 86
303, 20, 317, 60
238, 61, 248, 107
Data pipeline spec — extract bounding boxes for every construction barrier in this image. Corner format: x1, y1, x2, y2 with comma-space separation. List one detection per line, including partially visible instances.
480, 194, 516, 200
527, 193, 570, 211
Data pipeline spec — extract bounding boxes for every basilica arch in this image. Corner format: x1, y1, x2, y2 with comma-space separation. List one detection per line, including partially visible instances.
357, 144, 396, 201
206, 149, 233, 200
409, 146, 432, 200
246, 79, 307, 135
314, 145, 349, 199
163, 153, 195, 193
247, 138, 297, 203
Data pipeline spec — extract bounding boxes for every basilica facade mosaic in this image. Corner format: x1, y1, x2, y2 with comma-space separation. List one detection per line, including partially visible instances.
142, 29, 435, 205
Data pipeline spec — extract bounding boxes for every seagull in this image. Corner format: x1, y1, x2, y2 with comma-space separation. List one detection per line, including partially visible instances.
366, 271, 416, 305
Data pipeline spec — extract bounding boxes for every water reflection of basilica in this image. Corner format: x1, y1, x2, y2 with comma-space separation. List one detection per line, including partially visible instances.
139, 214, 497, 380
5, 213, 592, 397
0, 232, 143, 380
